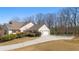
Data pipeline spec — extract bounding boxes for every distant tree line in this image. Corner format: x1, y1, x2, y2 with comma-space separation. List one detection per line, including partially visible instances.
3, 7, 79, 35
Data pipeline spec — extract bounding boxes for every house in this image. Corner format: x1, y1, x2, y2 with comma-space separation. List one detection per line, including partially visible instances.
20, 22, 34, 32
27, 24, 50, 36
3, 21, 50, 36
3, 21, 34, 34
0, 25, 5, 36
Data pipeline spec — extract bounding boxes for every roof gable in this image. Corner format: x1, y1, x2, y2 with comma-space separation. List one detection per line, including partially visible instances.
28, 24, 49, 31
28, 23, 44, 31
20, 22, 34, 31
38, 24, 50, 31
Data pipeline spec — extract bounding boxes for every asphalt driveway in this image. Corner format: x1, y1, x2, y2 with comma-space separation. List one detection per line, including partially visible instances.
0, 35, 74, 51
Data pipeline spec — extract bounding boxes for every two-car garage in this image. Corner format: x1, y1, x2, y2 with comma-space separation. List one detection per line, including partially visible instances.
38, 25, 50, 36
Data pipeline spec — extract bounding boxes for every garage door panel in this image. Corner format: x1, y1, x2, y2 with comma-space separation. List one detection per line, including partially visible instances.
41, 31, 50, 36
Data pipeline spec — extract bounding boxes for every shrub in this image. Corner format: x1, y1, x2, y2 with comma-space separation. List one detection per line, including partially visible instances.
0, 31, 41, 42
0, 34, 17, 41
16, 32, 25, 38
9, 34, 17, 39
34, 31, 41, 37
25, 31, 41, 37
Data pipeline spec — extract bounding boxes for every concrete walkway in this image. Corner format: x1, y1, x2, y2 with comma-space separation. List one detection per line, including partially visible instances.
0, 35, 74, 51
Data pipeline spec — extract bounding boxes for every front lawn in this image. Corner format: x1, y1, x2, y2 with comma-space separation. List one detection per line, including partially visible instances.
0, 37, 36, 46
13, 37, 79, 51
65, 37, 79, 44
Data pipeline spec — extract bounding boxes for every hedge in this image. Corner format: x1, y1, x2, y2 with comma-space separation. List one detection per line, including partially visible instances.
16, 32, 25, 38
0, 31, 41, 42
0, 34, 17, 41
24, 31, 41, 37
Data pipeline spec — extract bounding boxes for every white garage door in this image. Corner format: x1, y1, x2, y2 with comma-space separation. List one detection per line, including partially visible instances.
41, 31, 49, 36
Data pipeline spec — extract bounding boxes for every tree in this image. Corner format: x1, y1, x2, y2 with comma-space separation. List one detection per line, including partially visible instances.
23, 16, 36, 24
57, 8, 73, 34
10, 17, 21, 22
0, 25, 5, 36
35, 13, 45, 25
69, 8, 79, 34
45, 13, 55, 29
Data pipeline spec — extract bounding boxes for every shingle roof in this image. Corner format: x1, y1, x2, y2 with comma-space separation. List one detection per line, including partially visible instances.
4, 21, 49, 31
28, 23, 48, 31
4, 21, 25, 30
